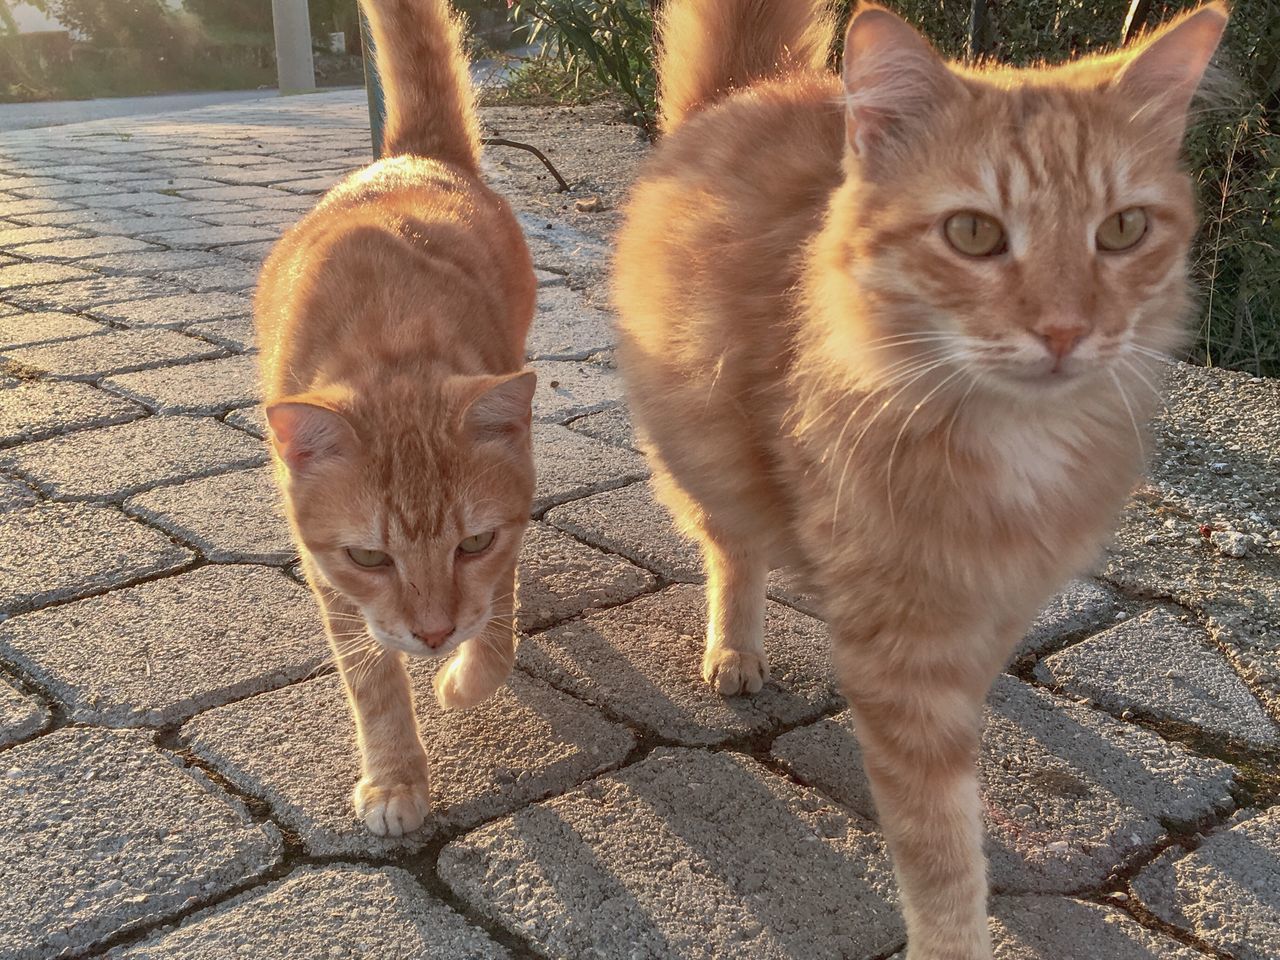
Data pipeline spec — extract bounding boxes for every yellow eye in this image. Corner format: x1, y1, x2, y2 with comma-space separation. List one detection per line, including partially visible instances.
1097, 208, 1148, 252
943, 212, 1007, 257
347, 547, 390, 568
458, 531, 495, 555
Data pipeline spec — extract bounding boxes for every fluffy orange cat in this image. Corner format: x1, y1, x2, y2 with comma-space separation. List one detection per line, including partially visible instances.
255, 0, 536, 837
614, 1, 1226, 956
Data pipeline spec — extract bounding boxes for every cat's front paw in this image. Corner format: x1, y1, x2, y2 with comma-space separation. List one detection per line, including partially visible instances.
702, 647, 769, 696
354, 775, 431, 837
433, 654, 508, 711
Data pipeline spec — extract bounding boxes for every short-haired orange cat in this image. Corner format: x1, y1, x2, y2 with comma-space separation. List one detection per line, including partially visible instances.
614, 1, 1226, 955
255, 0, 536, 837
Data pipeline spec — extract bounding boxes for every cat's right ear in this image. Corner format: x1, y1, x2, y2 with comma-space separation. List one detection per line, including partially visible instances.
266, 396, 359, 474
841, 5, 963, 171
460, 369, 536, 443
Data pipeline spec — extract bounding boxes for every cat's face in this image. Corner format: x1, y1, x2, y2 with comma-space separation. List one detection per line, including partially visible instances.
834, 4, 1225, 401
268, 371, 535, 659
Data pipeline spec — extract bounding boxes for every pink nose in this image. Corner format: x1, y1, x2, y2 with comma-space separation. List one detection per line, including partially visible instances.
413, 626, 454, 650
1037, 323, 1089, 360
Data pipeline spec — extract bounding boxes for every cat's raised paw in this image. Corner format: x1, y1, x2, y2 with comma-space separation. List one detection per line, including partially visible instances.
354, 776, 431, 837
433, 654, 508, 711
702, 648, 769, 696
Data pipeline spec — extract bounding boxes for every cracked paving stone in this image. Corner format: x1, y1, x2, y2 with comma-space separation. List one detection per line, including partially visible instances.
1132, 807, 1280, 960
519, 585, 841, 746
0, 565, 325, 726
532, 423, 648, 514
439, 748, 903, 960
567, 404, 636, 451
526, 285, 614, 361
181, 666, 635, 857
987, 895, 1202, 959
3, 415, 266, 501
2, 327, 224, 380
1013, 579, 1122, 661
109, 865, 511, 960
531, 358, 623, 423
103, 353, 259, 415
89, 291, 253, 328
0, 727, 281, 960
1035, 608, 1280, 750
125, 466, 290, 564
771, 674, 1237, 893
0, 501, 192, 613
0, 379, 143, 446
545, 481, 702, 582
0, 676, 46, 747
517, 522, 656, 632
0, 310, 105, 350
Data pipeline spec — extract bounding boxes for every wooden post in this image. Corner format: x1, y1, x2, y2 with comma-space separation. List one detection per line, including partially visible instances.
271, 0, 316, 94
1122, 0, 1154, 46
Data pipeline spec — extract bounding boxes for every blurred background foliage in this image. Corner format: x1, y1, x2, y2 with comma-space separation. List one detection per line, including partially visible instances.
505, 0, 1278, 376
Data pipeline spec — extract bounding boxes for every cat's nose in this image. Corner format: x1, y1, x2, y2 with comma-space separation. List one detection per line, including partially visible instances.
1037, 323, 1089, 360
413, 626, 454, 650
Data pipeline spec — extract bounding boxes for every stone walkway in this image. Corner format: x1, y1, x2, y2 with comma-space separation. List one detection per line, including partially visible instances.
0, 91, 1277, 960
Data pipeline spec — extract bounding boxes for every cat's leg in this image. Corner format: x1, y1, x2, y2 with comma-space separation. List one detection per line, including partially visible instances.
434, 563, 517, 710
320, 589, 432, 838
700, 529, 770, 696
835, 639, 997, 960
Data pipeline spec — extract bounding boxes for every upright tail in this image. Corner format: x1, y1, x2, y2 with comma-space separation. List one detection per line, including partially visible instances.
657, 0, 838, 133
360, 0, 479, 168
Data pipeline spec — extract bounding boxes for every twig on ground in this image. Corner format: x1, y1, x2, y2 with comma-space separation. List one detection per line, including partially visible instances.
481, 137, 571, 192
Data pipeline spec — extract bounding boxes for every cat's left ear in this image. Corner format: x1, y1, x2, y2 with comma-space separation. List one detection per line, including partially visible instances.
266, 394, 360, 474
458, 370, 536, 442
1113, 2, 1228, 148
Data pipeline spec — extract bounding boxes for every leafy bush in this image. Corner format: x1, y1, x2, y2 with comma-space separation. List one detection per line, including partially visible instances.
513, 0, 1279, 375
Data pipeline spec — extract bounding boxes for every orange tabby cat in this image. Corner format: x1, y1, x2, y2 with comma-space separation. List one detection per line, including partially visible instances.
255, 0, 536, 837
614, 1, 1226, 955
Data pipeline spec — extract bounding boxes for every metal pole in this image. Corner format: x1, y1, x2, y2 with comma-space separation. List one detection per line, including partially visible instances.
271, 0, 316, 94
359, 9, 386, 158
967, 0, 994, 61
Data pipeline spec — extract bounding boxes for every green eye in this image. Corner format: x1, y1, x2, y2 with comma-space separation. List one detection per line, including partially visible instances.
943, 211, 1006, 257
1097, 208, 1148, 252
347, 547, 390, 568
458, 531, 495, 555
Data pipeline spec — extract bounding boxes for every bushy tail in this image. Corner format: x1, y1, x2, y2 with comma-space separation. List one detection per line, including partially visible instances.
657, 0, 837, 133
361, 0, 479, 168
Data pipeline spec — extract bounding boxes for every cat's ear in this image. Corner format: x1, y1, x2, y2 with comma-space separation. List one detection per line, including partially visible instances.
266, 394, 359, 473
841, 5, 963, 168
1113, 2, 1228, 148
459, 370, 536, 442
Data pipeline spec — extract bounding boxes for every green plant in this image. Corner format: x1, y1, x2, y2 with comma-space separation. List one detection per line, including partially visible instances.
507, 0, 657, 131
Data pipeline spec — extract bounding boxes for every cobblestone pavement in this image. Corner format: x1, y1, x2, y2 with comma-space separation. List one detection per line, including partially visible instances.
1, 91, 1277, 960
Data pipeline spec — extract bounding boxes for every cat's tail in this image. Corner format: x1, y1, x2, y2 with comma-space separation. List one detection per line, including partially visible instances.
657, 0, 837, 134
360, 0, 480, 169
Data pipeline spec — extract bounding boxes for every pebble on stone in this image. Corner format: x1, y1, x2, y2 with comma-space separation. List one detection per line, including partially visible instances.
439, 748, 904, 960
181, 665, 635, 857
0, 565, 327, 726
0, 727, 281, 960
519, 584, 841, 746
1133, 808, 1280, 960
531, 358, 624, 423
1035, 608, 1280, 750
110, 864, 510, 960
772, 675, 1237, 892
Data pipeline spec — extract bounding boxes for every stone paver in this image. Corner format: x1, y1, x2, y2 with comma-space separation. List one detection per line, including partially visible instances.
1036, 608, 1280, 749
0, 259, 95, 289
988, 895, 1202, 959
2, 274, 186, 312
1014, 579, 1122, 661
0, 675, 46, 746
225, 403, 267, 437
1134, 807, 1280, 960
772, 675, 1237, 892
568, 403, 637, 450
532, 358, 624, 422
532, 422, 648, 514
440, 748, 904, 960
103, 353, 259, 414
181, 666, 635, 856
110, 865, 511, 960
518, 522, 656, 632
2, 327, 224, 379
0, 378, 142, 446
0, 309, 105, 349
91, 291, 252, 327
189, 313, 254, 350
520, 585, 840, 745
0, 565, 325, 725
0, 727, 281, 959
0, 474, 36, 512
0, 501, 192, 613
527, 285, 614, 360
125, 466, 287, 564
4, 414, 266, 500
